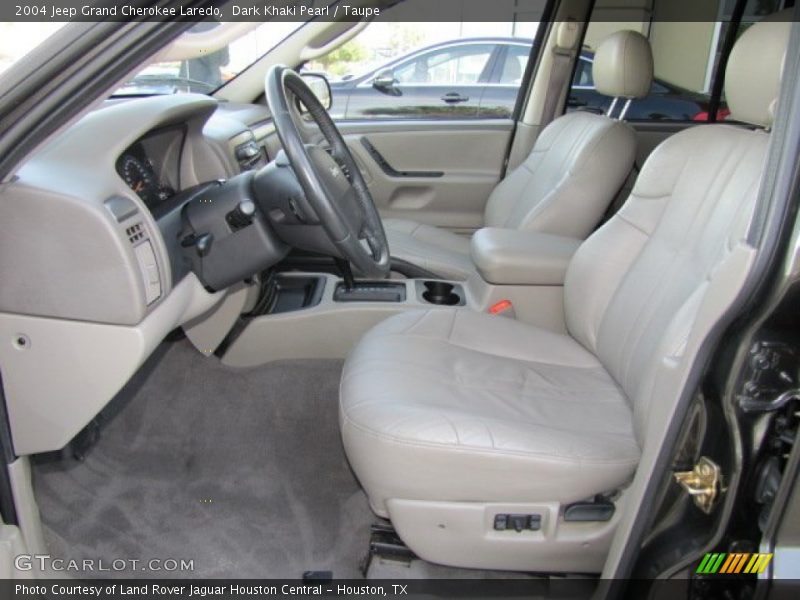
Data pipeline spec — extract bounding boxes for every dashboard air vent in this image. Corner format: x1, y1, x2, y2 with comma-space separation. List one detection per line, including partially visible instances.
126, 221, 146, 245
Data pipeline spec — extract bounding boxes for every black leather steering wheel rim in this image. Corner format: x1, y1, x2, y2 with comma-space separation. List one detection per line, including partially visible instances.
264, 65, 390, 278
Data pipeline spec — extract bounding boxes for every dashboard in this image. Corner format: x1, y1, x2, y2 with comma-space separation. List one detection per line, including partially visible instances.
116, 125, 184, 209
0, 93, 283, 455
114, 105, 273, 211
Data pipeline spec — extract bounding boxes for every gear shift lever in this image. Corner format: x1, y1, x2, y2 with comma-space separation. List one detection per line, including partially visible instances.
335, 258, 356, 291
332, 258, 405, 303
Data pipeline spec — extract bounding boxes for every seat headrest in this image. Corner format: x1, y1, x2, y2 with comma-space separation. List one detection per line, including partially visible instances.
592, 30, 654, 99
725, 13, 792, 128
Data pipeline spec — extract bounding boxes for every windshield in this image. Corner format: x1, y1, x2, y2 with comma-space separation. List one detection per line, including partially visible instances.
0, 23, 65, 75
114, 21, 306, 96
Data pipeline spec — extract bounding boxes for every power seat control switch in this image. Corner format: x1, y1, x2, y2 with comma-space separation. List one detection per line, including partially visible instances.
493, 513, 541, 532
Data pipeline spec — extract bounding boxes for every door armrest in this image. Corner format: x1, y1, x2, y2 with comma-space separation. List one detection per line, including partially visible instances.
470, 228, 581, 285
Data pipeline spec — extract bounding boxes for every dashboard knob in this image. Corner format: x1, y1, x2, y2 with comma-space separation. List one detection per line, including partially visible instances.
181, 232, 214, 258
226, 199, 257, 231
194, 233, 214, 258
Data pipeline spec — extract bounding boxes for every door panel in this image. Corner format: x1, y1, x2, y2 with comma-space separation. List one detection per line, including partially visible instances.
337, 120, 513, 231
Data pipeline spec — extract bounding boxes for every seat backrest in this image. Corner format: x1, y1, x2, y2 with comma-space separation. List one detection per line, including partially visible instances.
563, 17, 792, 444
484, 31, 653, 238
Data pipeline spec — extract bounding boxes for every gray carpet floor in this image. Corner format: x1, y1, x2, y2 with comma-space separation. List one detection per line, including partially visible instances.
32, 340, 371, 578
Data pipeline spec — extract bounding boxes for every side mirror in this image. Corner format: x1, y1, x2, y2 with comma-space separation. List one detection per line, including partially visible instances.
372, 69, 397, 93
300, 72, 332, 110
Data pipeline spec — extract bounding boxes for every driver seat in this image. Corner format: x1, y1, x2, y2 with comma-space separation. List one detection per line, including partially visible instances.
384, 30, 654, 280
340, 17, 790, 573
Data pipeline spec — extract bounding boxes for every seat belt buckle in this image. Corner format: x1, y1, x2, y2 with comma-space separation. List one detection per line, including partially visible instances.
488, 299, 515, 319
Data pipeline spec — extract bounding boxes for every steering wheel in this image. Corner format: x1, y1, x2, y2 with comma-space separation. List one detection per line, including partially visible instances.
264, 65, 390, 278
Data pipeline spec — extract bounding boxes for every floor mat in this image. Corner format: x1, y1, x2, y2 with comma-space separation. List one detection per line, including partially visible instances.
32, 340, 371, 578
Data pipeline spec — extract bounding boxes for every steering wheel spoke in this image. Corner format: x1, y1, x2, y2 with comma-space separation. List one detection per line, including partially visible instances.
364, 231, 384, 262
336, 186, 366, 235
263, 65, 389, 278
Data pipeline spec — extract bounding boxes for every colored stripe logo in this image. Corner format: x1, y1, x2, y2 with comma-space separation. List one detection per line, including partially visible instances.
697, 552, 773, 574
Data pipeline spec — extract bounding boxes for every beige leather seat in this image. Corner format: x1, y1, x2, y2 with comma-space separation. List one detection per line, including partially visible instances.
341, 18, 790, 572
384, 30, 654, 280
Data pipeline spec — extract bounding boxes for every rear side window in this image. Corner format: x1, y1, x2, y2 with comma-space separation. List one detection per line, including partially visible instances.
572, 20, 729, 121
572, 57, 594, 88
573, 0, 794, 122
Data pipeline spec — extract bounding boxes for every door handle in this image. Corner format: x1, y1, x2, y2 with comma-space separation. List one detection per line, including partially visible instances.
441, 92, 469, 104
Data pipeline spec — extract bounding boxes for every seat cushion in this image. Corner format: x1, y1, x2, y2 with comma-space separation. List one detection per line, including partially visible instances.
340, 309, 640, 517
384, 218, 475, 280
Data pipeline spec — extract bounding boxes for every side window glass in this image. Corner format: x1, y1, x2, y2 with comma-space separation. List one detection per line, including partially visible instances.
305, 0, 546, 121
572, 57, 594, 88
498, 46, 531, 85
573, 18, 729, 121
394, 56, 430, 84
394, 45, 494, 85
480, 42, 537, 118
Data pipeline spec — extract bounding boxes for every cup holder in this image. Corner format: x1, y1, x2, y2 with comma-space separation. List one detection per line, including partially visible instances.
422, 281, 461, 306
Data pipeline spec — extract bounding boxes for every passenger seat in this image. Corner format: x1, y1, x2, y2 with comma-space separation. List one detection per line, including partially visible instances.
383, 31, 654, 280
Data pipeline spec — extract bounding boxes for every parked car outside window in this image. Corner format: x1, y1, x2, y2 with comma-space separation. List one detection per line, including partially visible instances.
325, 37, 729, 121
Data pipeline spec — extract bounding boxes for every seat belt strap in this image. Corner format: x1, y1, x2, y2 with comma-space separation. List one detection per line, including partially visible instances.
540, 48, 574, 128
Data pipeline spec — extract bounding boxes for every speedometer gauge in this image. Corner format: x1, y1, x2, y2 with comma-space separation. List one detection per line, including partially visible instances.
118, 155, 158, 203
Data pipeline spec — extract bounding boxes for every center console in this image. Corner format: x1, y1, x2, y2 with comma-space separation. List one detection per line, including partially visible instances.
417, 281, 466, 306
197, 228, 584, 368
215, 272, 472, 368
469, 228, 581, 286
245, 273, 467, 313
333, 281, 407, 303
328, 279, 467, 306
